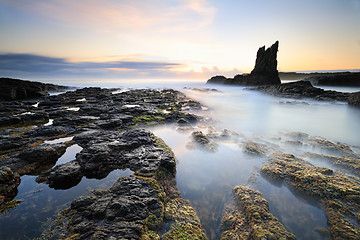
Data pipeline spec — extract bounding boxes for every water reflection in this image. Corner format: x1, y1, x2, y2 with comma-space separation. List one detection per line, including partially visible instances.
54, 144, 82, 166
255, 177, 330, 240
0, 169, 134, 239
44, 136, 73, 144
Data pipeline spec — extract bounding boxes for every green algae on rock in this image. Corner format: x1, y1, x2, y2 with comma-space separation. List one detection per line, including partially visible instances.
221, 185, 296, 240
0, 167, 21, 214
261, 153, 360, 239
243, 141, 266, 156
305, 152, 360, 177
188, 131, 218, 152
308, 137, 358, 158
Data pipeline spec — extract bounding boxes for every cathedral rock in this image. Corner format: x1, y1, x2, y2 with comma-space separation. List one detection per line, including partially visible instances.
207, 41, 281, 86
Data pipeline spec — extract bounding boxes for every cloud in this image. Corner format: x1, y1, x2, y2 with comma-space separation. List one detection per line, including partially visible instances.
3, 0, 216, 33
0, 53, 181, 77
0, 53, 242, 80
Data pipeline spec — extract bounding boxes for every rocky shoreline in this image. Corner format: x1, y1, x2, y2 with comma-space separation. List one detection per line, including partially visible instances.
0, 84, 208, 239
1, 78, 360, 239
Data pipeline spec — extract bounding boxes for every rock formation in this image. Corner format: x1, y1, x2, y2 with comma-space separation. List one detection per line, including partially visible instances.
0, 78, 68, 100
348, 91, 360, 106
220, 185, 296, 239
253, 80, 350, 101
207, 41, 281, 86
304, 72, 360, 87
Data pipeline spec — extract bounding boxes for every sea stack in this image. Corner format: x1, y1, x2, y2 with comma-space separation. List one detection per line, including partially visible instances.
207, 41, 281, 86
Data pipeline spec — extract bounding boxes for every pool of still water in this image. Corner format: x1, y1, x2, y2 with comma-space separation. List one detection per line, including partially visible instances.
0, 142, 133, 239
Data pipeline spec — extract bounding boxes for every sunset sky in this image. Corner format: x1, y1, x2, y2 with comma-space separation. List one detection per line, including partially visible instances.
1, 0, 359, 80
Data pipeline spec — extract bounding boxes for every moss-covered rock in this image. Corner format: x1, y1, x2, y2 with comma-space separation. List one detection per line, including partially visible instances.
188, 131, 218, 152
221, 185, 296, 240
161, 222, 207, 240
0, 166, 21, 214
261, 153, 360, 239
308, 137, 357, 158
243, 141, 266, 156
305, 152, 360, 176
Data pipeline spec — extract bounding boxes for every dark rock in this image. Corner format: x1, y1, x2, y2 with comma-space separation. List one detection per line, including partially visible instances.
349, 91, 360, 106
24, 125, 75, 138
0, 86, 206, 239
37, 160, 83, 189
207, 75, 227, 84
57, 176, 163, 239
305, 72, 360, 87
18, 144, 67, 164
254, 80, 350, 101
207, 41, 281, 86
0, 112, 49, 127
38, 129, 175, 189
0, 78, 68, 100
0, 167, 21, 202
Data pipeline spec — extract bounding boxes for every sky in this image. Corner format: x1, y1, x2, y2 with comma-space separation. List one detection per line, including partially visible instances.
0, 0, 359, 81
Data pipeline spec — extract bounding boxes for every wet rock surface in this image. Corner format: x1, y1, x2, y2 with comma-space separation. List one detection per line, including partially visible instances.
0, 84, 207, 239
261, 153, 360, 239
221, 185, 297, 239
36, 129, 176, 189
207, 41, 281, 86
41, 144, 207, 239
187, 131, 218, 152
0, 167, 21, 215
0, 87, 202, 174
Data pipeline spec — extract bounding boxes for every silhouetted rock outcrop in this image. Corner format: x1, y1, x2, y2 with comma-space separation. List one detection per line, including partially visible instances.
0, 78, 68, 100
305, 72, 360, 87
207, 41, 281, 86
253, 80, 350, 101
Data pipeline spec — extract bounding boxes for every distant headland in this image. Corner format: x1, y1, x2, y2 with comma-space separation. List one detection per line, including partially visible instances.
206, 41, 360, 106
207, 41, 360, 87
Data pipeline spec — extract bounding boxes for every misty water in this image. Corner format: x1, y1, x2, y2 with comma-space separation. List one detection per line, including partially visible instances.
149, 82, 360, 239
1, 79, 360, 239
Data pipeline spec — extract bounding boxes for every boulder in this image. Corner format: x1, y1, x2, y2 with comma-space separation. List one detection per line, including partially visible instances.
0, 167, 21, 202
36, 160, 83, 189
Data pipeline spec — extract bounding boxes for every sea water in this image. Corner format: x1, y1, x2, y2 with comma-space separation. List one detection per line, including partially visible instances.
1, 78, 360, 239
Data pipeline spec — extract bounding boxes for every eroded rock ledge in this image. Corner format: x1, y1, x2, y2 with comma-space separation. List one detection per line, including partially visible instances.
261, 153, 360, 239
221, 185, 296, 239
